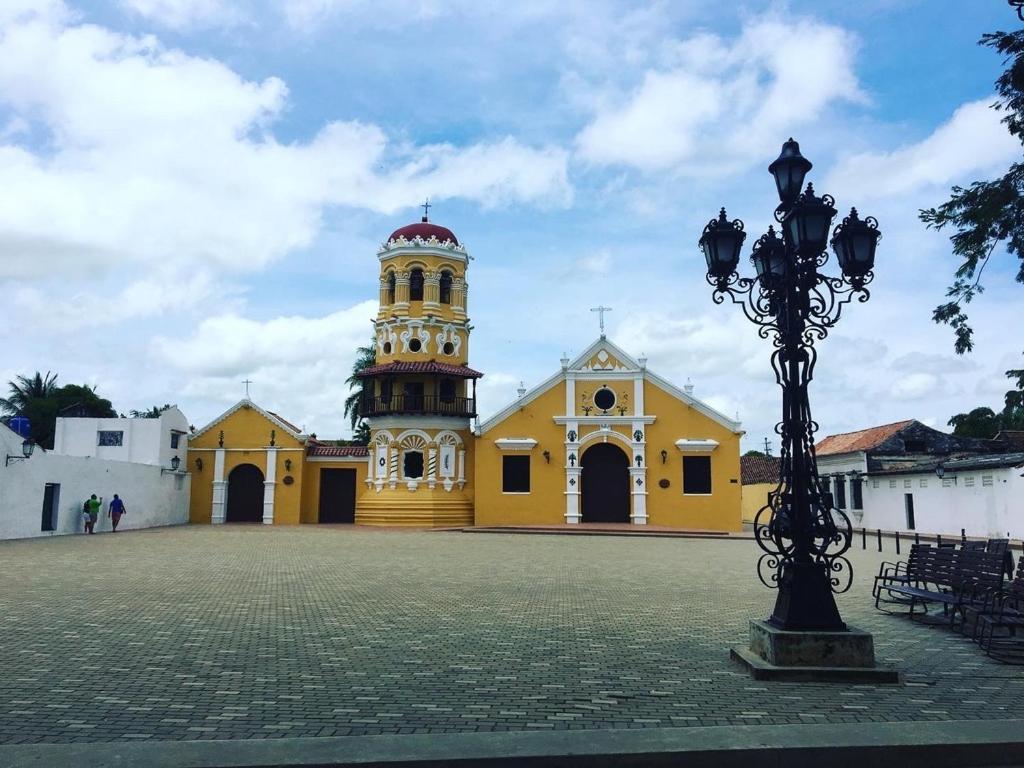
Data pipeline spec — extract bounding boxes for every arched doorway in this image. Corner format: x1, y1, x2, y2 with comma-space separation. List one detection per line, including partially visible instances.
226, 464, 264, 523
581, 442, 630, 523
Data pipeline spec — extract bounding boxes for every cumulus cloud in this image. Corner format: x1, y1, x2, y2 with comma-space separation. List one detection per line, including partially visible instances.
824, 99, 1020, 201
118, 0, 244, 29
575, 15, 864, 174
152, 301, 378, 435
0, 2, 571, 291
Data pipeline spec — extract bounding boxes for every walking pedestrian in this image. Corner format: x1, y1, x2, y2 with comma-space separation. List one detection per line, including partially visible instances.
84, 494, 101, 534
108, 494, 126, 532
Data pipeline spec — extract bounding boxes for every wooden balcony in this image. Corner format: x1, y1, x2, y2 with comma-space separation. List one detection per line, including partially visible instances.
359, 394, 476, 419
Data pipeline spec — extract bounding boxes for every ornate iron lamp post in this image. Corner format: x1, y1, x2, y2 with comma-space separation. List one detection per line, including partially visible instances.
700, 141, 895, 680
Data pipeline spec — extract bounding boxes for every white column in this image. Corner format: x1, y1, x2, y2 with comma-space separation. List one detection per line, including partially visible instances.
565, 424, 581, 524
631, 423, 647, 525
565, 374, 576, 416
211, 449, 227, 524
389, 446, 398, 490
427, 447, 437, 490
565, 467, 582, 524
263, 447, 277, 525
633, 373, 645, 415
457, 448, 466, 490
629, 467, 648, 525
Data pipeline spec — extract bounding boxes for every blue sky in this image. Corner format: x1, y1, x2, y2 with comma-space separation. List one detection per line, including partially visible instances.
0, 0, 1020, 451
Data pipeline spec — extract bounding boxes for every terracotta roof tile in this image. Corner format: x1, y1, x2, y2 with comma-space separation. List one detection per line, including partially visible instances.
307, 445, 369, 457
815, 420, 916, 456
741, 455, 780, 485
356, 361, 483, 378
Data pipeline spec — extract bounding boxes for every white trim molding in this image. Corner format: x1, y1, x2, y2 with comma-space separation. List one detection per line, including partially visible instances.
494, 438, 538, 451
675, 439, 720, 453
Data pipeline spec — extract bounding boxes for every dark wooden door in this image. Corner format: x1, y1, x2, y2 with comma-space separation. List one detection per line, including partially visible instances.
581, 443, 630, 523
41, 483, 58, 532
226, 464, 264, 523
403, 382, 424, 412
319, 469, 356, 523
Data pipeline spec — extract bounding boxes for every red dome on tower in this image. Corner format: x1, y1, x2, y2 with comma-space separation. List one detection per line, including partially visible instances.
388, 216, 459, 245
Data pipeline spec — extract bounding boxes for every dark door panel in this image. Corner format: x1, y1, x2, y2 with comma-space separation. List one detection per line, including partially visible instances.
319, 469, 356, 523
581, 443, 630, 523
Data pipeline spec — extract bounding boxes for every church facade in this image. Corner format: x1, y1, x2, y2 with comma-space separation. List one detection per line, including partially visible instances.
187, 215, 743, 531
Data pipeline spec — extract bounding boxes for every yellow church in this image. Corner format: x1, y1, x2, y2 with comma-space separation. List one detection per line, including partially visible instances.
188, 215, 743, 531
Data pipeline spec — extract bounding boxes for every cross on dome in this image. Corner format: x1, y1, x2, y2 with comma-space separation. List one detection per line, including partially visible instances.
422, 198, 431, 221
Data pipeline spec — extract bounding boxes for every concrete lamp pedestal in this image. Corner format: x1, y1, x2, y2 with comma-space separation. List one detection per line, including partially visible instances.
731, 620, 902, 683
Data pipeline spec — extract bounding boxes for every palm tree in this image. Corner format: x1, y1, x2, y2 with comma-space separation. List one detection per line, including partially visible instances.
0, 371, 58, 416
343, 342, 376, 445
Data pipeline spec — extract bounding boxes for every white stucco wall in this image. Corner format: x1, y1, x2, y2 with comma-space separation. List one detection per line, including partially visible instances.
0, 424, 190, 540
861, 467, 1024, 539
53, 406, 189, 468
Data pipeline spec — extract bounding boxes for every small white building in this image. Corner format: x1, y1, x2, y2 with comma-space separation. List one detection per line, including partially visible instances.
0, 414, 191, 540
863, 453, 1024, 539
815, 419, 1023, 538
53, 406, 189, 468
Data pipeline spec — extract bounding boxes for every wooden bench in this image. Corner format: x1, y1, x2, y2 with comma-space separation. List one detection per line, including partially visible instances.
974, 554, 1024, 663
876, 547, 1007, 628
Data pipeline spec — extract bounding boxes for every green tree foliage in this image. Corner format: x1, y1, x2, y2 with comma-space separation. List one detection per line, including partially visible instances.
0, 371, 58, 415
743, 449, 768, 457
130, 404, 173, 418
921, 25, 1024, 356
0, 373, 116, 448
343, 341, 376, 446
922, 16, 1024, 422
948, 404, 1024, 440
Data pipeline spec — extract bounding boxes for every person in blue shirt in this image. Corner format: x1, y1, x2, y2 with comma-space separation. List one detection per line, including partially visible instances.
108, 494, 126, 532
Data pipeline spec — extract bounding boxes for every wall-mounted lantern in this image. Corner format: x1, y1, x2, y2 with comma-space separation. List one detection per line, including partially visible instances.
5, 438, 35, 466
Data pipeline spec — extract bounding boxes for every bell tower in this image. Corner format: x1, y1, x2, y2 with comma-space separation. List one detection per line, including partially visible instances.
354, 208, 480, 526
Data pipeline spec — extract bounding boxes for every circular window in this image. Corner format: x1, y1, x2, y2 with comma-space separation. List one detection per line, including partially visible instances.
443, 341, 455, 355
382, 342, 392, 354
409, 338, 422, 352
593, 387, 616, 411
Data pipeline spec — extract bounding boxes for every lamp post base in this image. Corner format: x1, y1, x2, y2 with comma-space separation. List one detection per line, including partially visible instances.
731, 620, 901, 683
768, 560, 846, 631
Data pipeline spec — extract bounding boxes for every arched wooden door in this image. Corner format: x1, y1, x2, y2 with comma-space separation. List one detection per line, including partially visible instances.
226, 464, 264, 523
581, 443, 630, 523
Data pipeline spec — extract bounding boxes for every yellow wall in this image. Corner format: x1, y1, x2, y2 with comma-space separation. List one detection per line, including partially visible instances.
741, 482, 775, 524
642, 380, 741, 531
474, 382, 567, 526
473, 376, 742, 531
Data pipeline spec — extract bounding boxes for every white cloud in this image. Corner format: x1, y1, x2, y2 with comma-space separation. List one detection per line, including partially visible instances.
891, 372, 939, 401
575, 15, 863, 174
824, 99, 1020, 201
118, 0, 244, 29
152, 301, 378, 435
0, 3, 571, 298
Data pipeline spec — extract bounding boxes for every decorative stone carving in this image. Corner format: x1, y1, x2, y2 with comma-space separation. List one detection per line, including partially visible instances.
434, 324, 463, 357
399, 323, 432, 354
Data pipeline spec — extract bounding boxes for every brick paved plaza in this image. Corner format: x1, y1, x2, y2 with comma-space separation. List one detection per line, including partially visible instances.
0, 526, 1021, 745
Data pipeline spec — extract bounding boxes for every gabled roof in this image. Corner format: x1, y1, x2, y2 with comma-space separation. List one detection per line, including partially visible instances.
192, 399, 306, 441
356, 361, 483, 379
741, 455, 780, 485
815, 420, 916, 456
477, 336, 742, 435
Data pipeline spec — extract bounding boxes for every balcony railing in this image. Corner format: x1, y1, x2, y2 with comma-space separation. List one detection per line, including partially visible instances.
359, 394, 476, 418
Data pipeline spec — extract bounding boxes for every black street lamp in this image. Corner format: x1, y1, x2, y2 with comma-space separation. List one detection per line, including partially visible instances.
5, 438, 35, 466
700, 140, 892, 680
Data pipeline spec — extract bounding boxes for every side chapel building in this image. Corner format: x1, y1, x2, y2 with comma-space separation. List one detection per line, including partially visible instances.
188, 216, 743, 531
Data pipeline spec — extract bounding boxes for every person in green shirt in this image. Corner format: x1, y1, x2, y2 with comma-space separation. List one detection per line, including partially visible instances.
84, 494, 101, 534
